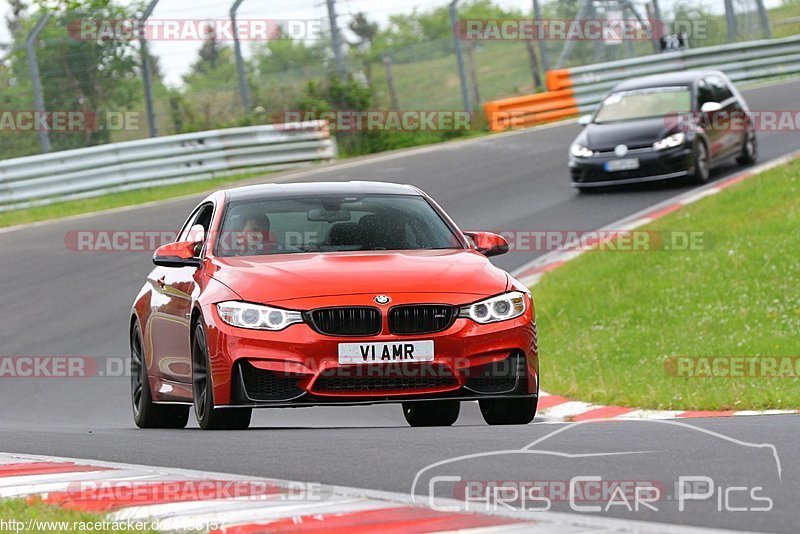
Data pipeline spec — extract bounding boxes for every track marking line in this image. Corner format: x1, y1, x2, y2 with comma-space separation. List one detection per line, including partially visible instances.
0, 451, 739, 533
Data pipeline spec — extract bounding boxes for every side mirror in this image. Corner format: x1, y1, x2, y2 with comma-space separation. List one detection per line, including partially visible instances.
464, 231, 510, 258
153, 241, 202, 268
578, 114, 592, 126
700, 101, 722, 114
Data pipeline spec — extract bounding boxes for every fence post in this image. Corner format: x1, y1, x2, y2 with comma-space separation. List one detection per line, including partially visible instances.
754, 0, 772, 39
382, 55, 400, 111
723, 0, 738, 42
231, 0, 252, 113
326, 0, 347, 79
532, 0, 550, 72
26, 12, 51, 154
449, 0, 472, 112
140, 0, 160, 138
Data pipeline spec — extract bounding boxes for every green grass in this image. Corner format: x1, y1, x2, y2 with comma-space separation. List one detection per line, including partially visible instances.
0, 171, 270, 229
0, 499, 159, 533
533, 159, 800, 411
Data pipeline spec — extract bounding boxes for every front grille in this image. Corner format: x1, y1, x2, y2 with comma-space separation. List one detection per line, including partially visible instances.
313, 364, 456, 393
308, 307, 381, 336
389, 305, 457, 335
465, 353, 525, 394
237, 362, 304, 402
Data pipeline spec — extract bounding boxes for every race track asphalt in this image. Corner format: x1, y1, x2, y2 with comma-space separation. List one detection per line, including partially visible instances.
1, 79, 799, 532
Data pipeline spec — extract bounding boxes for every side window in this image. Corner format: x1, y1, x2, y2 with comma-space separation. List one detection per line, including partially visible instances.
179, 204, 214, 245
708, 76, 733, 103
696, 79, 715, 107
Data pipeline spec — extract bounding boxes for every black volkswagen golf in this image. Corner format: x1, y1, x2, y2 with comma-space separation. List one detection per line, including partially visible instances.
569, 70, 757, 190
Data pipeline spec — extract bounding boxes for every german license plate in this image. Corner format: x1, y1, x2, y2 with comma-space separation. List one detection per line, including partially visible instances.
605, 158, 640, 172
338, 341, 434, 364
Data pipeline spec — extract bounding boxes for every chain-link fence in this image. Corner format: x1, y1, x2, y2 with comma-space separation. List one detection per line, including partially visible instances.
0, 0, 793, 161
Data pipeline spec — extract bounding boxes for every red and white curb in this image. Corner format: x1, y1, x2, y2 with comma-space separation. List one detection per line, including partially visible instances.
513, 150, 800, 423
536, 391, 800, 422
0, 452, 736, 533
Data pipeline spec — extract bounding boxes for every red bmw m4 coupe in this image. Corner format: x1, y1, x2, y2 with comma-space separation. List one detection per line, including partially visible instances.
130, 182, 538, 430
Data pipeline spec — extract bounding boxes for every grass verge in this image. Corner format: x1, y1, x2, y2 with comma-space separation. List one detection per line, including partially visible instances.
534, 160, 800, 411
0, 171, 268, 229
0, 498, 159, 533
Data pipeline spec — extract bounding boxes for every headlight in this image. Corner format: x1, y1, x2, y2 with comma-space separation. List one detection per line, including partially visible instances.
653, 132, 685, 150
216, 301, 303, 331
570, 143, 594, 158
459, 291, 527, 324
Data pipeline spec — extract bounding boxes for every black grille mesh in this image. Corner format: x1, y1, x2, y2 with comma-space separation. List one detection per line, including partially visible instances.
465, 353, 525, 394
239, 362, 304, 402
389, 305, 456, 335
313, 364, 455, 393
309, 307, 381, 336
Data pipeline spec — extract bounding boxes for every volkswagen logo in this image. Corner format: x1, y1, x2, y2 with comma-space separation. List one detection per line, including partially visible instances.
374, 295, 391, 305
614, 144, 629, 157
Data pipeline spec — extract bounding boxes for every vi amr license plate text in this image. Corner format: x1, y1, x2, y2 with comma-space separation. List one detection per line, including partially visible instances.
338, 341, 435, 364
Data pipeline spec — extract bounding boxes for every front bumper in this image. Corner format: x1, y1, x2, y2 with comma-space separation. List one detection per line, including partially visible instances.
200, 294, 538, 408
570, 146, 693, 188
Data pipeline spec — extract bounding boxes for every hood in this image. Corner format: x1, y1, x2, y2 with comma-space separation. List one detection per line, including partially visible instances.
210, 250, 508, 304
578, 117, 674, 151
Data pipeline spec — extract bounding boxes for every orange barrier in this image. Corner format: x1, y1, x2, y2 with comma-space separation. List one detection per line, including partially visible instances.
545, 69, 573, 91
483, 84, 578, 132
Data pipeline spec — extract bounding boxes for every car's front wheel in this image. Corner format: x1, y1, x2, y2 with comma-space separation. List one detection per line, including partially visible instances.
403, 400, 460, 427
479, 396, 538, 425
131, 322, 189, 429
690, 140, 711, 184
737, 130, 757, 166
192, 321, 252, 430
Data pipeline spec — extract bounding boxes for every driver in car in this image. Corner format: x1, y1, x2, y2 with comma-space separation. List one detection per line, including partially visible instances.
233, 211, 276, 255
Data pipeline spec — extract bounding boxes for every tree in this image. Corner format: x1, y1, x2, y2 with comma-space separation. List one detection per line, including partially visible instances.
5, 0, 142, 153
348, 12, 379, 90
5, 0, 28, 36
191, 30, 221, 75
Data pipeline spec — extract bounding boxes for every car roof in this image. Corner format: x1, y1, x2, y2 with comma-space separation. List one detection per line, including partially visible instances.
224, 181, 422, 202
610, 70, 725, 92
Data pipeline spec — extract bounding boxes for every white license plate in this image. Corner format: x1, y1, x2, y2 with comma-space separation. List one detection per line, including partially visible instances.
338, 341, 434, 364
605, 158, 640, 172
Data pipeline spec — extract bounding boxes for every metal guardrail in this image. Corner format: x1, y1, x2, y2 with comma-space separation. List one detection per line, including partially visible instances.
0, 121, 338, 212
484, 35, 800, 131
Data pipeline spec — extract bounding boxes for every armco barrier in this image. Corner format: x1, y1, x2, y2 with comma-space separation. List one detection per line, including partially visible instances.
0, 121, 337, 212
484, 34, 800, 131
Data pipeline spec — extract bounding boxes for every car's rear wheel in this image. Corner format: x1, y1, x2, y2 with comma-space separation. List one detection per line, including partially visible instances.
479, 396, 538, 425
737, 130, 758, 166
403, 400, 460, 427
131, 322, 189, 429
690, 141, 711, 184
192, 321, 252, 431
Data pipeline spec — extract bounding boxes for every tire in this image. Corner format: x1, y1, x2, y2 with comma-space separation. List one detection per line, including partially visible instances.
402, 400, 460, 427
192, 321, 252, 430
690, 140, 711, 184
479, 396, 538, 426
736, 130, 757, 166
131, 322, 189, 429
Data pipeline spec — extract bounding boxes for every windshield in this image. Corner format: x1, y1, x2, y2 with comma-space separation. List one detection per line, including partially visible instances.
593, 87, 691, 123
215, 194, 462, 257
